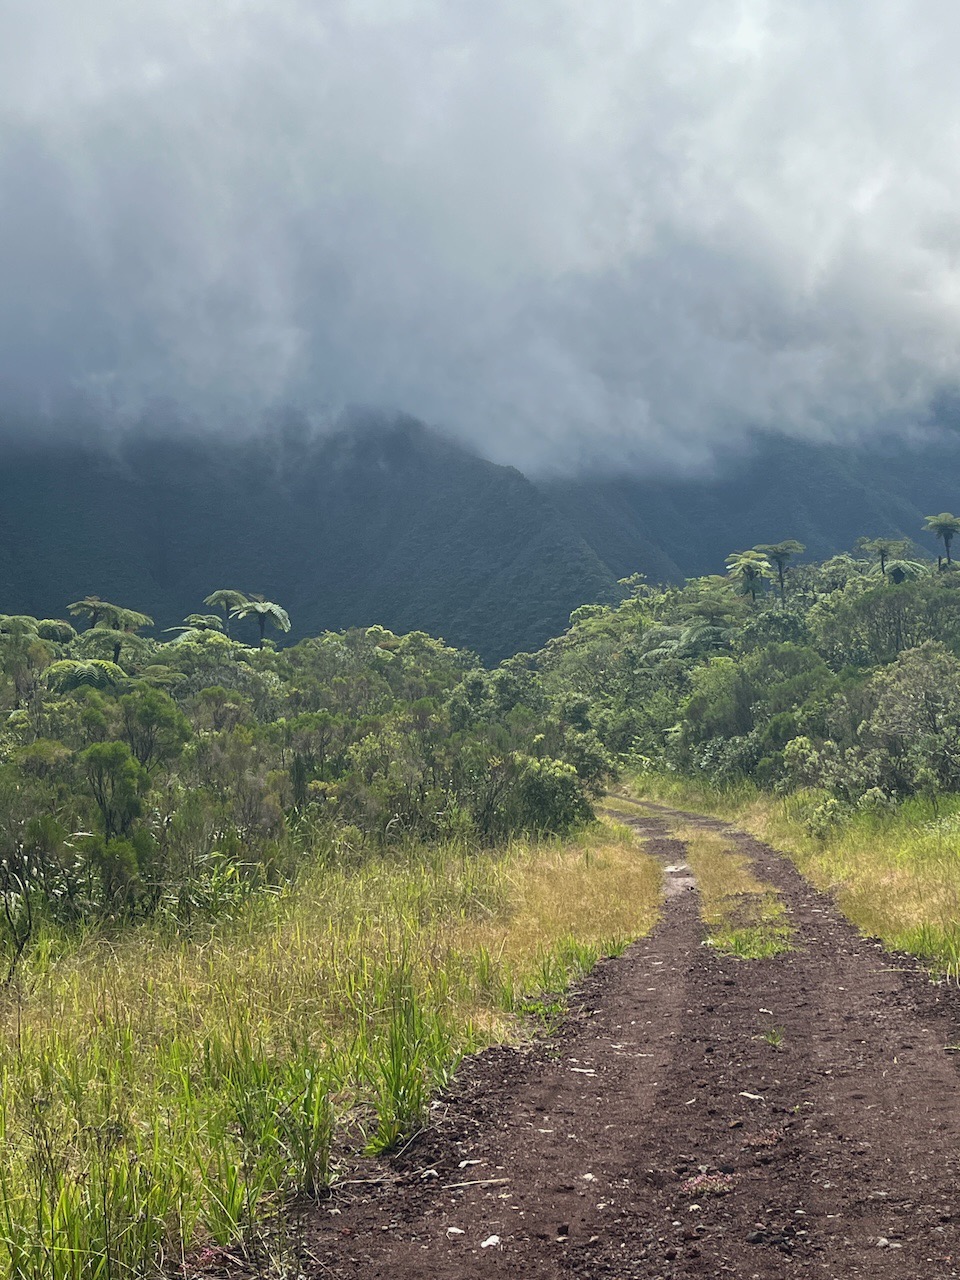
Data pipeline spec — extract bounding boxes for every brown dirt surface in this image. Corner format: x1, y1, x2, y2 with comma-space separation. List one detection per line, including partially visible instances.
246, 806, 960, 1277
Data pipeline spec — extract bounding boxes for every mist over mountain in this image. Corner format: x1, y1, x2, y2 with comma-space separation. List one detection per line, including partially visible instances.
5, 1, 960, 473
6, 4, 960, 650
2, 412, 958, 659
0, 414, 614, 659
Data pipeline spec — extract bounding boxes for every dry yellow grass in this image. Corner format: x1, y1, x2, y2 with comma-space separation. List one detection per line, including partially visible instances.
9, 827, 661, 1054
465, 828, 661, 975
741, 795, 960, 967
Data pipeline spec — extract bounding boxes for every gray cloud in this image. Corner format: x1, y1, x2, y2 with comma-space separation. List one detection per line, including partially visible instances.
2, 0, 960, 473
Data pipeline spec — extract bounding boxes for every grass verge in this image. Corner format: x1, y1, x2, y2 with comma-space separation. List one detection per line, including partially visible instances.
0, 825, 659, 1278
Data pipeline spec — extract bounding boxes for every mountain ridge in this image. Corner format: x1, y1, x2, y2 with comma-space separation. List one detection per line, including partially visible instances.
2, 413, 959, 658
0, 415, 615, 659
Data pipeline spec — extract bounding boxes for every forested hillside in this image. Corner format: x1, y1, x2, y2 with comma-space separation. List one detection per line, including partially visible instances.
3, 413, 960, 660
0, 414, 615, 661
531, 531, 960, 822
543, 430, 960, 580
5, 522, 960, 1274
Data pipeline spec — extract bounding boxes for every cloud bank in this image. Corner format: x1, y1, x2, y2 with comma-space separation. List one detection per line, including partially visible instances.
2, 0, 960, 473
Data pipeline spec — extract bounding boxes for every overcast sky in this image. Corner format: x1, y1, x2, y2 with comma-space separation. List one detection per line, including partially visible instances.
2, 0, 960, 474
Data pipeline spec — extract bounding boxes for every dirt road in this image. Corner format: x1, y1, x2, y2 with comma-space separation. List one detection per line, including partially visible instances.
306, 805, 960, 1278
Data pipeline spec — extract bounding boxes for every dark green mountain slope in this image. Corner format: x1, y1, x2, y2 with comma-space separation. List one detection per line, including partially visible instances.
0, 416, 614, 660
4, 416, 959, 660
542, 433, 960, 580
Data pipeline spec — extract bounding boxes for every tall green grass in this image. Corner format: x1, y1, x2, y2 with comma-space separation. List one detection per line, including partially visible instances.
0, 828, 660, 1277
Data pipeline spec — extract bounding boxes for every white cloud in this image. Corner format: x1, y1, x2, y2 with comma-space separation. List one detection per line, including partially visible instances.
2, 0, 960, 471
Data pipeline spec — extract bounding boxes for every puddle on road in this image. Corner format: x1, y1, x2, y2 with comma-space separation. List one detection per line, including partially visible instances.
600, 799, 697, 900
663, 862, 696, 897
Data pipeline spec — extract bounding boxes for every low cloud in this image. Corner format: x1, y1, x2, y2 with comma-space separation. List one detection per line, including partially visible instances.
2, 0, 960, 473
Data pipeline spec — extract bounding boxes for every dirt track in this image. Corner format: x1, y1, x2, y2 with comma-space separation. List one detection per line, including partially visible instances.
305, 805, 960, 1278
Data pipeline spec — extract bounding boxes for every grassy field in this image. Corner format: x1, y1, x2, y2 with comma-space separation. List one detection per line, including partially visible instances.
626, 774, 960, 977
0, 825, 660, 1278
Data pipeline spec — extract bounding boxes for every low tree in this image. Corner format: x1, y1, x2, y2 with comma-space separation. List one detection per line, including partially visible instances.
871, 558, 929, 585
81, 741, 147, 839
67, 596, 122, 629
204, 590, 250, 637
923, 513, 960, 566
616, 573, 652, 600
856, 537, 913, 577
0, 615, 40, 637
120, 685, 191, 769
67, 600, 154, 662
818, 553, 864, 590
108, 608, 155, 660
679, 577, 743, 627
46, 659, 125, 692
164, 614, 226, 639
230, 598, 291, 649
75, 626, 153, 669
114, 608, 153, 630
754, 540, 806, 602
725, 550, 772, 603
0, 629, 55, 712
36, 619, 77, 643
866, 642, 960, 792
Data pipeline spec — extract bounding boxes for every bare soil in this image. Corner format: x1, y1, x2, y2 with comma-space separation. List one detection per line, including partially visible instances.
293, 807, 960, 1277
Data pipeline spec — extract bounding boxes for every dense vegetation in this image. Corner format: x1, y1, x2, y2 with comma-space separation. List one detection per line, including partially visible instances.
0, 584, 652, 1277
532, 528, 960, 820
0, 591, 611, 972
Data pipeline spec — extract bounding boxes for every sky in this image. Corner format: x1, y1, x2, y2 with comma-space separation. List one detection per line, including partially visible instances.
2, 0, 960, 475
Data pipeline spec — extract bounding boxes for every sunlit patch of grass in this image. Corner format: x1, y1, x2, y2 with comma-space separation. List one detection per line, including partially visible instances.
668, 824, 794, 959
597, 798, 667, 836
618, 774, 760, 818
754, 793, 960, 976
0, 826, 661, 1276
715, 922, 794, 959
